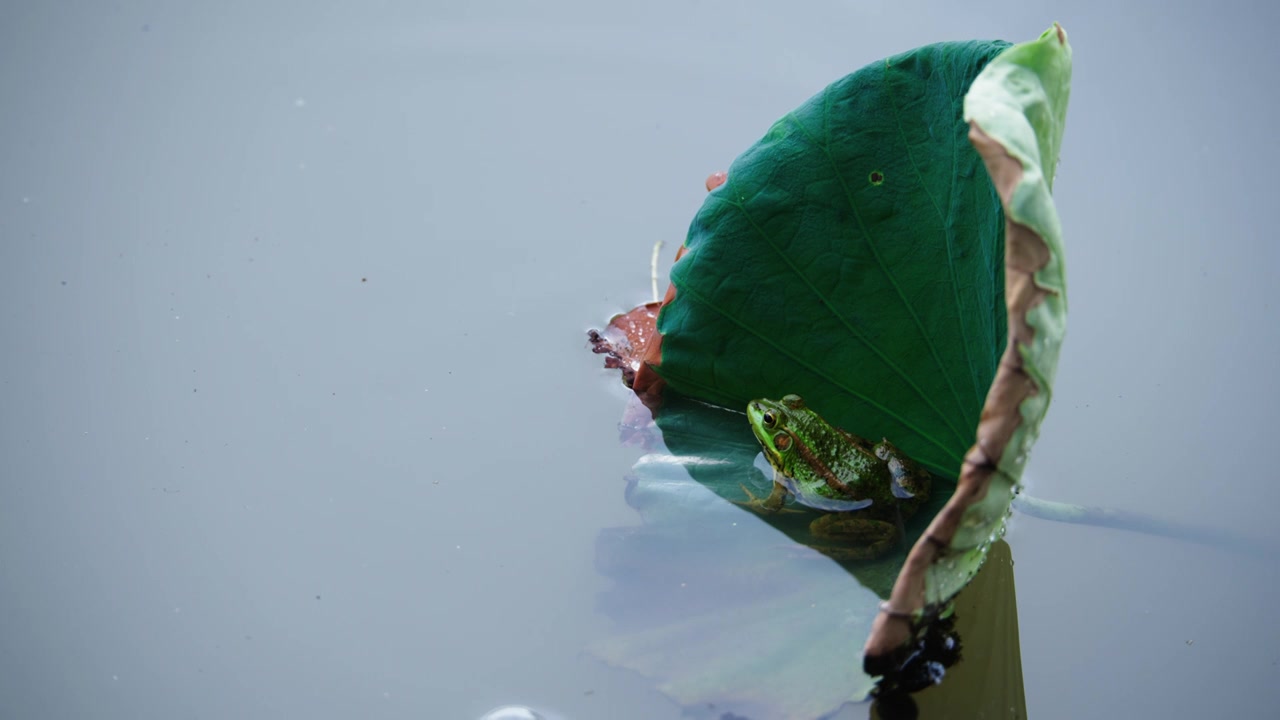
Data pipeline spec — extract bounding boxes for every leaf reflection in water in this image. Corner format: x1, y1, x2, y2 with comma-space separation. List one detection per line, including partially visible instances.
592, 396, 1015, 719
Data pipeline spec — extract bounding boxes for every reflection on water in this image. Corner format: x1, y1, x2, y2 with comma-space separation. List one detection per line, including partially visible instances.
477, 705, 554, 720
593, 394, 1027, 719
872, 541, 1024, 720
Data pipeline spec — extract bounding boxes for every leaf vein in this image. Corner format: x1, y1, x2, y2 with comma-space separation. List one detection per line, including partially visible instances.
879, 58, 982, 424
672, 275, 965, 467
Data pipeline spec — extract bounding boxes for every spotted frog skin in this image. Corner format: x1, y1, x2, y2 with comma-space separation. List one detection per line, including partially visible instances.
745, 395, 931, 560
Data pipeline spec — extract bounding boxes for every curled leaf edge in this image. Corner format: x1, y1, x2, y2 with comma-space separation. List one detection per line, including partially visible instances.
863, 22, 1070, 662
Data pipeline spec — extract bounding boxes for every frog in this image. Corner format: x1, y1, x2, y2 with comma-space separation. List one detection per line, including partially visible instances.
743, 394, 932, 561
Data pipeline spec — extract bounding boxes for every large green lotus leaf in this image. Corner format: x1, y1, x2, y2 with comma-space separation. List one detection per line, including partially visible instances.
654, 39, 1013, 477
636, 27, 1075, 661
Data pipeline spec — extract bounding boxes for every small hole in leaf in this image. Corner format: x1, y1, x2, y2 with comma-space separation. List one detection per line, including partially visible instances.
868, 171, 885, 186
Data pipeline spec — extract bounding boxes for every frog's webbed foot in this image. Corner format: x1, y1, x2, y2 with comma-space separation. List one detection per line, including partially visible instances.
804, 542, 899, 562
806, 515, 900, 561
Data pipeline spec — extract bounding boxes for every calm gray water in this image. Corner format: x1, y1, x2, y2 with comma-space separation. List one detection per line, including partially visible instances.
3, 2, 1278, 718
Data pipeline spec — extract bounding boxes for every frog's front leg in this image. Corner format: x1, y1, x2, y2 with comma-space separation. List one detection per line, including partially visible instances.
738, 465, 806, 515
736, 476, 791, 513
807, 514, 900, 561
873, 439, 931, 502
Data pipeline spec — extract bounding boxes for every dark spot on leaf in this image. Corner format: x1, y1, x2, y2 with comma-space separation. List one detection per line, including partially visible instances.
869, 171, 885, 185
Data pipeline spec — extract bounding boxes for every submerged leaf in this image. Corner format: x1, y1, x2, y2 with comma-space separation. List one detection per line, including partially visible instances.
593, 397, 888, 717
593, 398, 1020, 717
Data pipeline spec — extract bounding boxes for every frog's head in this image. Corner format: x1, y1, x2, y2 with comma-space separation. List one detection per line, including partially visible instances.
747, 394, 806, 472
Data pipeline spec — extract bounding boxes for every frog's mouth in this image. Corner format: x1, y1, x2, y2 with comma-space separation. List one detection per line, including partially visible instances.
750, 429, 787, 472
746, 402, 771, 442
747, 401, 792, 474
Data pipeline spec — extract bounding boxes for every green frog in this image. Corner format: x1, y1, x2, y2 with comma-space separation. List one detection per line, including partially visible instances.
744, 394, 931, 560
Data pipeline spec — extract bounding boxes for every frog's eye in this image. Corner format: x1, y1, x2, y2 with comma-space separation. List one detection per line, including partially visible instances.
762, 411, 777, 428
774, 434, 792, 452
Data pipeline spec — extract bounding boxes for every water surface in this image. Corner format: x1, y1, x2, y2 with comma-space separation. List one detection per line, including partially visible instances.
2, 2, 1278, 718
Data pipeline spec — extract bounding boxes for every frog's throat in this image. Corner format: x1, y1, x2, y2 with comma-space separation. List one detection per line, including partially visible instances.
763, 449, 785, 473
791, 435, 851, 495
